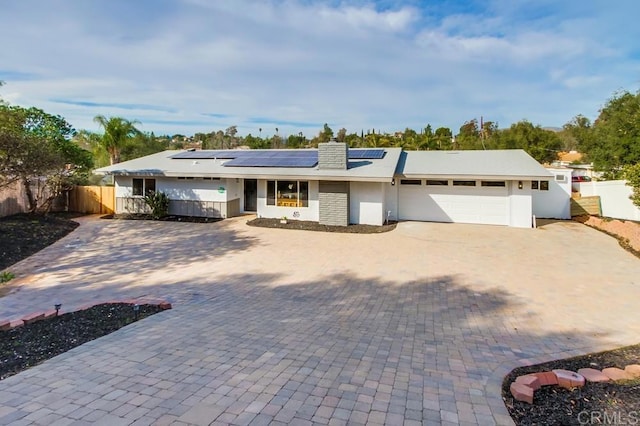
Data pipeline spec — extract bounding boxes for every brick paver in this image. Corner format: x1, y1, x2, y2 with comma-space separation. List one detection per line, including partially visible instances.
1, 216, 639, 425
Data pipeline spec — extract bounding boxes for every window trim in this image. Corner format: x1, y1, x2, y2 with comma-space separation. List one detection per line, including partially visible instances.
132, 178, 156, 197
266, 180, 309, 208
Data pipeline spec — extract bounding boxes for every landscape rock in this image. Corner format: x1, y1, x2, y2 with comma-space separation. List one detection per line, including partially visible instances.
577, 368, 611, 383
510, 382, 534, 404
553, 369, 585, 389
602, 367, 633, 381
515, 375, 541, 391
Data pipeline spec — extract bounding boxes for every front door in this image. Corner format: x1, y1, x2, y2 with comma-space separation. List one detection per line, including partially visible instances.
244, 179, 257, 212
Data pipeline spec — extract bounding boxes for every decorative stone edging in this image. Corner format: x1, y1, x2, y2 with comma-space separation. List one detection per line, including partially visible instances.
510, 364, 640, 404
0, 297, 172, 332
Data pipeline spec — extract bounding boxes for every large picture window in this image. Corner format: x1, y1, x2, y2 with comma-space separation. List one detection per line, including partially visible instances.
266, 180, 309, 207
132, 178, 156, 197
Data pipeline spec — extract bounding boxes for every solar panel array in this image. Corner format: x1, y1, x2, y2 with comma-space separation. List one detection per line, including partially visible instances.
224, 156, 318, 168
348, 149, 385, 159
169, 148, 385, 167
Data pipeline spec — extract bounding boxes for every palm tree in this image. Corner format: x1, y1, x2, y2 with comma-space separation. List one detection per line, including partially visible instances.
93, 115, 141, 165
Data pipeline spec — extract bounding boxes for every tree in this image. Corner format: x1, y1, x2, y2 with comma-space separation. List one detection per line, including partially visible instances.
93, 115, 141, 165
624, 164, 640, 209
457, 119, 481, 150
589, 91, 640, 176
336, 128, 347, 142
224, 125, 238, 149
320, 123, 333, 142
434, 127, 453, 149
0, 105, 93, 213
563, 115, 594, 154
120, 131, 167, 162
490, 120, 562, 163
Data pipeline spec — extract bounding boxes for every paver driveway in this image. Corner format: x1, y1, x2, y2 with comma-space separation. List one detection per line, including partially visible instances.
0, 216, 639, 425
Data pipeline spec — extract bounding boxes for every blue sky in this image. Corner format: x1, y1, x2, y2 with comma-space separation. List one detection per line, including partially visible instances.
1, 0, 639, 138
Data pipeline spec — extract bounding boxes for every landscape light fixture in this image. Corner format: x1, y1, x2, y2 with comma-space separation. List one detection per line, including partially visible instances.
133, 304, 140, 321
54, 303, 62, 316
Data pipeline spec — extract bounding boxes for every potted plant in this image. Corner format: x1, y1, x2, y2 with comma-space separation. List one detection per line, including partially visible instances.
280, 216, 288, 224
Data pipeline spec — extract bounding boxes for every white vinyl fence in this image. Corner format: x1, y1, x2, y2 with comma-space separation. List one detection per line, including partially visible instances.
575, 180, 640, 221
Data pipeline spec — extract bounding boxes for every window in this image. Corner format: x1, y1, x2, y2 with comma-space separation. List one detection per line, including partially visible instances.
481, 181, 506, 187
555, 174, 566, 182
426, 180, 448, 186
177, 177, 194, 180
540, 180, 549, 191
453, 180, 476, 187
531, 181, 539, 190
132, 178, 156, 196
400, 179, 421, 185
267, 180, 309, 207
133, 178, 143, 196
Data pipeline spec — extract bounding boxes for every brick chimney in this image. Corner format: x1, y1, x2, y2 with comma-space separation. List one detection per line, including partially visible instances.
318, 139, 347, 170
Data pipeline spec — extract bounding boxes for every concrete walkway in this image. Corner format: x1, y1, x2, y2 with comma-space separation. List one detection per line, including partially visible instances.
0, 216, 639, 425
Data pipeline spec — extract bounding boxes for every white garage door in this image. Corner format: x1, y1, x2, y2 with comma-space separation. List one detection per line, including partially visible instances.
398, 180, 509, 225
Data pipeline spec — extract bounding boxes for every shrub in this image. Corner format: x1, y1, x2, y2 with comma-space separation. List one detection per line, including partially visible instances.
144, 191, 170, 219
0, 271, 15, 284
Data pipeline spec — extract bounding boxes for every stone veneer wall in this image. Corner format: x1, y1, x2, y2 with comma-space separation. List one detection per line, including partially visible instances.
318, 142, 348, 170
319, 181, 349, 226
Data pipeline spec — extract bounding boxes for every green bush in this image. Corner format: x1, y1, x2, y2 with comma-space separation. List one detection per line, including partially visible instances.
144, 191, 170, 219
0, 271, 15, 284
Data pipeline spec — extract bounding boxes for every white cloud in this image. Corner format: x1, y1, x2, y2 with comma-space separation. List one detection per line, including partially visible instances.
0, 0, 638, 137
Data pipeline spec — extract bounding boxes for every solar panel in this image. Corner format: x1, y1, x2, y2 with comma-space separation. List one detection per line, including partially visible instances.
224, 157, 318, 167
348, 149, 385, 159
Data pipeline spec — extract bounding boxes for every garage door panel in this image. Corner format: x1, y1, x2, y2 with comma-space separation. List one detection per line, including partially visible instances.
399, 185, 508, 225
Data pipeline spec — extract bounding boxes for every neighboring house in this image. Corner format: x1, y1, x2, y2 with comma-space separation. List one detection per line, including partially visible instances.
552, 151, 598, 179
94, 142, 556, 228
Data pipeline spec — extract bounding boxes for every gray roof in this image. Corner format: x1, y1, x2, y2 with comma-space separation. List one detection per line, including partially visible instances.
94, 148, 403, 182
94, 148, 551, 182
396, 150, 552, 180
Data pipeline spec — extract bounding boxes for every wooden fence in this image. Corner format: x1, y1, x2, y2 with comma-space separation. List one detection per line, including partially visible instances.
0, 181, 29, 217
68, 186, 115, 214
1, 183, 114, 217
570, 195, 602, 217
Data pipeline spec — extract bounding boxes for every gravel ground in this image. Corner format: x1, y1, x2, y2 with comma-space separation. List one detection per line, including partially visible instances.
574, 216, 640, 256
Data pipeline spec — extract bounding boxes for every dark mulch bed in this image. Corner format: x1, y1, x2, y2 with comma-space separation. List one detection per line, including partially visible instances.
0, 213, 80, 271
0, 303, 162, 381
247, 217, 397, 233
502, 344, 640, 425
102, 213, 223, 223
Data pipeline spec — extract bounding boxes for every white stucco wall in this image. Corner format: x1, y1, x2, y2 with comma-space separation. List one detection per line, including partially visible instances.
256, 179, 319, 222
509, 180, 533, 228
384, 182, 399, 222
115, 176, 232, 201
577, 180, 640, 221
532, 169, 571, 220
350, 181, 385, 226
